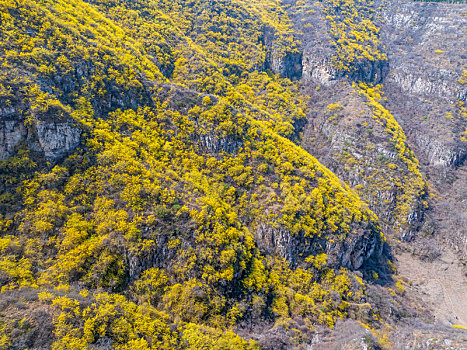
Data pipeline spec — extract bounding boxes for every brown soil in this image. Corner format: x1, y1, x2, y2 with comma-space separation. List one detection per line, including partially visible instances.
397, 249, 467, 327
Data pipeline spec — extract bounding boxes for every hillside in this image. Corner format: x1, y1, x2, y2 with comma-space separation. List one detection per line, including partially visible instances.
0, 0, 466, 349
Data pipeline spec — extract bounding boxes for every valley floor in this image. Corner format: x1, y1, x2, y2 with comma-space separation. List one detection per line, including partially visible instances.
397, 250, 467, 327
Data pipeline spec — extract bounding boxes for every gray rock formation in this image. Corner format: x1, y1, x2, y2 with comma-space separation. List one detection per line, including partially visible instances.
34, 120, 81, 159
0, 112, 26, 160
0, 110, 81, 161
381, 0, 467, 169
285, 0, 467, 170
263, 25, 303, 80
253, 218, 382, 270
281, 0, 466, 248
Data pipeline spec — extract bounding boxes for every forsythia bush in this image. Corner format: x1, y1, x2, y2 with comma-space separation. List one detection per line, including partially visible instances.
0, 0, 389, 347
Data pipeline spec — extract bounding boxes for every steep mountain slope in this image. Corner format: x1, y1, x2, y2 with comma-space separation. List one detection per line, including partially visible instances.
285, 0, 467, 346
0, 0, 393, 349
0, 0, 466, 349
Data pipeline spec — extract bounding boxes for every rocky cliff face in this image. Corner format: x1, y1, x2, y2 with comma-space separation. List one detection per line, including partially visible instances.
253, 218, 382, 270
0, 111, 25, 160
285, 0, 466, 243
263, 25, 304, 80
381, 0, 467, 169
285, 0, 466, 171
284, 0, 467, 339
301, 46, 389, 85
0, 105, 81, 161
34, 119, 81, 159
379, 1, 467, 267
300, 84, 427, 241
285, 0, 390, 85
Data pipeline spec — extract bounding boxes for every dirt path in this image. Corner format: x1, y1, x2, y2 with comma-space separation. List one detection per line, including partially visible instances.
397, 250, 467, 327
